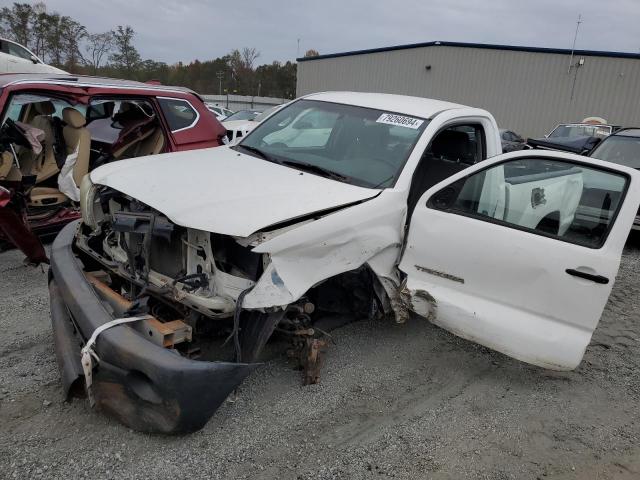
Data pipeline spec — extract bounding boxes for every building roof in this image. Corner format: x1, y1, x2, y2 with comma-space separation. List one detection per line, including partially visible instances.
303, 91, 466, 118
0, 73, 195, 94
297, 40, 640, 62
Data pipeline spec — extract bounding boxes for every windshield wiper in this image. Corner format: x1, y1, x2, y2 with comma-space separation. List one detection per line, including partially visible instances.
280, 160, 350, 182
236, 147, 351, 182
234, 145, 281, 164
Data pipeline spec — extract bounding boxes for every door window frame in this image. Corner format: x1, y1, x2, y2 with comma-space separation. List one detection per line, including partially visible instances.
405, 121, 488, 222
0, 90, 79, 124
85, 94, 168, 154
425, 155, 632, 249
156, 96, 200, 133
421, 122, 487, 165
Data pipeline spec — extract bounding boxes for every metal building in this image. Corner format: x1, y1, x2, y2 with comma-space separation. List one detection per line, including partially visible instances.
296, 41, 640, 137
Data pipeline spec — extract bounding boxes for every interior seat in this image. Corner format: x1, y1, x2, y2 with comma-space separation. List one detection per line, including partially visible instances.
136, 128, 165, 156
111, 104, 160, 159
19, 101, 60, 183
406, 130, 476, 220
0, 151, 21, 181
29, 187, 68, 207
29, 107, 90, 206
112, 127, 155, 159
430, 130, 473, 162
62, 107, 92, 187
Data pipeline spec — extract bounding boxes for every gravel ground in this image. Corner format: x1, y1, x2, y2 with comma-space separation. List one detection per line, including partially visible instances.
1, 235, 639, 480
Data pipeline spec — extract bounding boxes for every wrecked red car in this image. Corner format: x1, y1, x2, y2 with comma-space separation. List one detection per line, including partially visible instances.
0, 74, 226, 263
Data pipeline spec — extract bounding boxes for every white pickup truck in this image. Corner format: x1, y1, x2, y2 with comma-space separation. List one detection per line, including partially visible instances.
49, 92, 640, 433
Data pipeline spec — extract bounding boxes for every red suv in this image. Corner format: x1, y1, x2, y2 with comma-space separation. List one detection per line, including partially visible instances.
0, 74, 226, 264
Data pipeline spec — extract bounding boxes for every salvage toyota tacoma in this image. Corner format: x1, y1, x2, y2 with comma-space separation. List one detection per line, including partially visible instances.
48, 92, 640, 433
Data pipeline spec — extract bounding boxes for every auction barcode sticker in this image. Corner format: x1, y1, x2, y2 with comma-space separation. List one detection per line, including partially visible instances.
376, 113, 424, 129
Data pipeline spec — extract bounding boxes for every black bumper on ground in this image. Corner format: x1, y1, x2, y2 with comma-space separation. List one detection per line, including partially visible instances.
49, 221, 255, 434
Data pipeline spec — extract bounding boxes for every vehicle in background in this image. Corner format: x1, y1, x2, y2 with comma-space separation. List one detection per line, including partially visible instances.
253, 104, 286, 122
222, 118, 257, 144
527, 122, 622, 155
222, 105, 286, 144
50, 91, 640, 433
0, 38, 67, 74
223, 110, 260, 122
547, 123, 619, 139
205, 103, 234, 121
589, 128, 640, 231
499, 128, 528, 152
582, 116, 608, 125
0, 74, 227, 263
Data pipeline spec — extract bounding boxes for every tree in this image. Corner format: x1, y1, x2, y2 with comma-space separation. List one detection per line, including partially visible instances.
85, 31, 114, 73
110, 25, 141, 75
227, 47, 261, 95
304, 49, 319, 57
30, 2, 50, 60
0, 4, 297, 96
255, 60, 297, 98
44, 13, 67, 66
61, 18, 86, 70
241, 47, 260, 70
0, 2, 34, 47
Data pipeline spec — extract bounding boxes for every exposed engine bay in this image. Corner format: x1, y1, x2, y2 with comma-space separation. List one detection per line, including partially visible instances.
74, 184, 384, 383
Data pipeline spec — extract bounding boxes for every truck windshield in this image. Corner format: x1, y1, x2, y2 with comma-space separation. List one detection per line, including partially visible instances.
590, 134, 640, 169
236, 99, 428, 188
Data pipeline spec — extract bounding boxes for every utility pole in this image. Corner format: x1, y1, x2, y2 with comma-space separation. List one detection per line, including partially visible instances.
297, 38, 301, 58
567, 14, 582, 73
216, 71, 224, 95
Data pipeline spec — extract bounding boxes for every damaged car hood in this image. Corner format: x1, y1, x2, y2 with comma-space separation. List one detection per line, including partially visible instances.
90, 147, 380, 237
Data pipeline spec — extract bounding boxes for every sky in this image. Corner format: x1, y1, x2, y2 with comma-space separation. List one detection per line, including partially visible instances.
42, 0, 640, 65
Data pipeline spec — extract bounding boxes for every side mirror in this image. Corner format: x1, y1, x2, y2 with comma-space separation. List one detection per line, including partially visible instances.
428, 185, 460, 209
30, 55, 39, 64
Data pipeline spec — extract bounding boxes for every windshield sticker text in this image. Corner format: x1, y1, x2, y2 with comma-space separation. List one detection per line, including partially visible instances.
376, 113, 424, 129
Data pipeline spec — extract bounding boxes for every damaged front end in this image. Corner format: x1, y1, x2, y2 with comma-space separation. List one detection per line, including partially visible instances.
50, 220, 257, 433
50, 180, 382, 433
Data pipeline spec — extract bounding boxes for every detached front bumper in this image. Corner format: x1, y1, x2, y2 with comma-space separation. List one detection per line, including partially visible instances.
49, 221, 255, 434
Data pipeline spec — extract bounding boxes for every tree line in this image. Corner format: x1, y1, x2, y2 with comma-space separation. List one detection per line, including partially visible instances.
0, 2, 318, 99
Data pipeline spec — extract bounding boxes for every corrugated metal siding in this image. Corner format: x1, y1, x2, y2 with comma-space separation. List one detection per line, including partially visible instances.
297, 45, 640, 137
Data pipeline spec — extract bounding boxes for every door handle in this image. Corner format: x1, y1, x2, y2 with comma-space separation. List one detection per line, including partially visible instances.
565, 269, 609, 284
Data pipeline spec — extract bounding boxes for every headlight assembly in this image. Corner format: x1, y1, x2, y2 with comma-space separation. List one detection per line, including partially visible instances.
79, 175, 98, 229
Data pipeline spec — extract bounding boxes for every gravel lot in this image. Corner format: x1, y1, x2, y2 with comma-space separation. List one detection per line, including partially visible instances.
1, 235, 639, 480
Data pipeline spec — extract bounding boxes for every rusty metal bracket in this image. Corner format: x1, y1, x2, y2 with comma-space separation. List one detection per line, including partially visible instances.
283, 310, 330, 385
85, 272, 192, 349
301, 337, 328, 385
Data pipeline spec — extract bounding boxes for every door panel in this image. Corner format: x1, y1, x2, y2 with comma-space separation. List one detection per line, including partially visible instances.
399, 151, 640, 370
